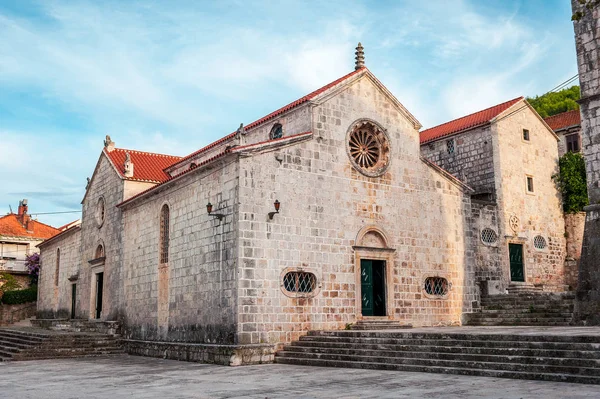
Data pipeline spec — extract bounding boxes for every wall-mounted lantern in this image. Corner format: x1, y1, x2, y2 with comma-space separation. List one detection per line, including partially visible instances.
206, 202, 225, 221
268, 199, 281, 220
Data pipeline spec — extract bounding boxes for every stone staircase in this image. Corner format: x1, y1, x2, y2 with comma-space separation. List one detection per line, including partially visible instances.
0, 328, 123, 361
275, 329, 600, 384
350, 319, 412, 330
465, 293, 575, 326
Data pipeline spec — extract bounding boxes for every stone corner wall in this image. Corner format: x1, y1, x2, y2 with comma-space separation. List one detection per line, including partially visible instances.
0, 301, 37, 326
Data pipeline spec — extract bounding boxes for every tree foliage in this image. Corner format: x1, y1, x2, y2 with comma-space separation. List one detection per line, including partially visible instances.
527, 86, 580, 118
0, 272, 22, 302
1, 285, 38, 305
553, 152, 589, 214
25, 253, 40, 285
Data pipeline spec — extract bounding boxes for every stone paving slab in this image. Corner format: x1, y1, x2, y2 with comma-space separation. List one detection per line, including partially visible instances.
1, 355, 600, 398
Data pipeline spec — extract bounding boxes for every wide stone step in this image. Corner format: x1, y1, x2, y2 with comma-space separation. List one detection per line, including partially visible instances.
299, 335, 600, 349
275, 356, 600, 385
276, 351, 600, 377
305, 330, 600, 344
0, 338, 37, 348
281, 346, 600, 367
0, 329, 50, 339
291, 340, 600, 358
0, 333, 46, 344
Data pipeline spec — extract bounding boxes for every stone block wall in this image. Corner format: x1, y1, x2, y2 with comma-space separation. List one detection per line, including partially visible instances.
236, 75, 476, 345
470, 201, 502, 294
572, 0, 600, 323
420, 125, 495, 197
0, 302, 36, 326
37, 227, 81, 318
121, 159, 240, 344
493, 105, 566, 291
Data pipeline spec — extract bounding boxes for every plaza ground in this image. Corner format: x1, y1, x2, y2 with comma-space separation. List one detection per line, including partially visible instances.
1, 355, 599, 399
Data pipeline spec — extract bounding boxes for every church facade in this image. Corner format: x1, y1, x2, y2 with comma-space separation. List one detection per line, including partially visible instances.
37, 46, 572, 363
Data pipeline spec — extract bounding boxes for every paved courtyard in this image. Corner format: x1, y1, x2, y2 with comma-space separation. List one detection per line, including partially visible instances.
1, 355, 600, 398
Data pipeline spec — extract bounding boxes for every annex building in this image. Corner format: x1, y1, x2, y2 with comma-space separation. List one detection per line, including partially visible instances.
36, 46, 577, 364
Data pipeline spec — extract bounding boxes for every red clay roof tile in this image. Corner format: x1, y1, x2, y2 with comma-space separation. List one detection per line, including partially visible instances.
544, 109, 581, 131
168, 67, 367, 169
104, 148, 182, 183
0, 214, 60, 240
420, 97, 523, 144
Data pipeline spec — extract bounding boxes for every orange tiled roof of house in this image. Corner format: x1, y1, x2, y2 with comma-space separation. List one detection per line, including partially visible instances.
0, 213, 60, 240
420, 97, 523, 144
104, 148, 182, 183
544, 109, 581, 131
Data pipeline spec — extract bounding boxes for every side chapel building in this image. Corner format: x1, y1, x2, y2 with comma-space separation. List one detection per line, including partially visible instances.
37, 45, 572, 364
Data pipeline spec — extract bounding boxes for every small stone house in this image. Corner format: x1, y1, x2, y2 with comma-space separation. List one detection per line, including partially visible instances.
0, 200, 59, 275
420, 98, 570, 294
545, 109, 582, 156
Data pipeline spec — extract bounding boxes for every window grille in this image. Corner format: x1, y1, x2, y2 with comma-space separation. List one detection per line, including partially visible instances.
270, 123, 283, 140
446, 139, 455, 155
55, 248, 60, 286
283, 271, 316, 293
533, 235, 547, 250
159, 205, 170, 264
424, 277, 449, 296
481, 228, 498, 245
523, 129, 530, 141
566, 134, 580, 153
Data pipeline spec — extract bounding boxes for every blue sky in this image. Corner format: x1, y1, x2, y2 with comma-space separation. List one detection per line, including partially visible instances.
0, 0, 577, 227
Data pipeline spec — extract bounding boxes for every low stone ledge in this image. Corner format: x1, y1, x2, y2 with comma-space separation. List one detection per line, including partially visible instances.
31, 319, 120, 335
0, 302, 37, 326
123, 339, 275, 366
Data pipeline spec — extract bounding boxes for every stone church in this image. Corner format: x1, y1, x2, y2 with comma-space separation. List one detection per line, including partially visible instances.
37, 45, 572, 364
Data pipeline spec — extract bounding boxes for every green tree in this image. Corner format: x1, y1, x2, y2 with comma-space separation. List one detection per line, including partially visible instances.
553, 152, 589, 214
527, 86, 580, 118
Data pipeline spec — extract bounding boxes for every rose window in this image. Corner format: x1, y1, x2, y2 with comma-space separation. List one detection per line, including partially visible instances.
347, 120, 390, 177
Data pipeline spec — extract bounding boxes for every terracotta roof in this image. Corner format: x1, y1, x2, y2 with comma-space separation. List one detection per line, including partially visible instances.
544, 109, 581, 131
37, 224, 81, 248
0, 214, 60, 240
168, 67, 367, 170
420, 97, 523, 144
104, 148, 182, 183
118, 149, 232, 208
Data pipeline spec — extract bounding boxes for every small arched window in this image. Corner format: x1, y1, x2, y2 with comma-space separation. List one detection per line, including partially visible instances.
55, 248, 60, 286
95, 244, 104, 259
160, 204, 170, 264
269, 123, 283, 140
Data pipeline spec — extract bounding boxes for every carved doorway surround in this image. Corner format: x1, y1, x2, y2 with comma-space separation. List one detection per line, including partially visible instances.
353, 226, 396, 319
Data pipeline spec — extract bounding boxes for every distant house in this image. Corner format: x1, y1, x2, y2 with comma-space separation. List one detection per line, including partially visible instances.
0, 200, 60, 273
544, 109, 581, 156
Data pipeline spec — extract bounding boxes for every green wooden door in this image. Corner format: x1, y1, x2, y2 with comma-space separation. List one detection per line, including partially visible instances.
509, 244, 524, 282
361, 260, 374, 316
71, 284, 76, 319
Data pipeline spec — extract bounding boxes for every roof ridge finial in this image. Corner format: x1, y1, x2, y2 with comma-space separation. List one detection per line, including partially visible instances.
355, 42, 365, 70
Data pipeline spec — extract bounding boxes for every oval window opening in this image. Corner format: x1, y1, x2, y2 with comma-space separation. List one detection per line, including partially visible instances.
534, 235, 547, 250
424, 277, 449, 296
283, 271, 316, 293
481, 228, 498, 245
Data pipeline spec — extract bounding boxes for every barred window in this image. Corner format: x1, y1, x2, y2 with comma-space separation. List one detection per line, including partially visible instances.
270, 123, 283, 140
533, 235, 547, 250
159, 205, 170, 264
55, 248, 60, 286
481, 228, 498, 245
424, 277, 449, 296
283, 272, 316, 293
446, 139, 455, 155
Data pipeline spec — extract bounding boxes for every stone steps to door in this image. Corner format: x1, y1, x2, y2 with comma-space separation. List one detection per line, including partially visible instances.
0, 328, 123, 361
275, 329, 600, 384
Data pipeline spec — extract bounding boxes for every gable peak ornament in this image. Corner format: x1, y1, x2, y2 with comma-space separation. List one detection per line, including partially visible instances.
104, 135, 115, 152
355, 42, 365, 70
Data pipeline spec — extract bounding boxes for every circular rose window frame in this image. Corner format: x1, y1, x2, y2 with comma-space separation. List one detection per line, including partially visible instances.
346, 119, 391, 177
95, 197, 105, 228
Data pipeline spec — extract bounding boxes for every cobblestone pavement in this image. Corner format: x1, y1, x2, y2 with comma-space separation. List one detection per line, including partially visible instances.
1, 355, 599, 399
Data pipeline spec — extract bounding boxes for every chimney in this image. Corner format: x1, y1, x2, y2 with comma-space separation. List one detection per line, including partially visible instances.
17, 199, 31, 228
124, 152, 134, 178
